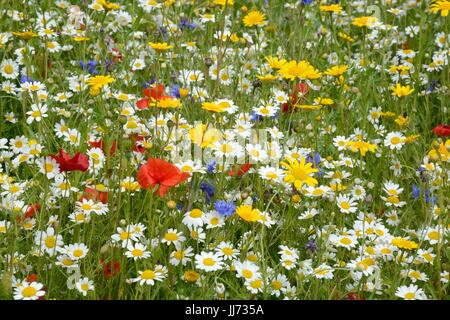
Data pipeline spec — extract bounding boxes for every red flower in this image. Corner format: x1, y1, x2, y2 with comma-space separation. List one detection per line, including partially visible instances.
17, 203, 41, 223
228, 163, 252, 176
432, 124, 450, 137
282, 82, 309, 113
100, 259, 120, 278
347, 292, 365, 300
50, 149, 89, 172
26, 274, 38, 283
137, 158, 190, 197
136, 84, 173, 109
89, 140, 117, 156
131, 134, 146, 153
80, 187, 108, 204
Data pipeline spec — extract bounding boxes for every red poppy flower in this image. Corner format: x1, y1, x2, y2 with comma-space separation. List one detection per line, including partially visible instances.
89, 140, 117, 156
136, 84, 173, 109
228, 163, 252, 176
80, 187, 108, 204
347, 292, 365, 300
282, 82, 309, 113
137, 158, 190, 197
432, 124, 450, 137
100, 259, 120, 278
17, 203, 41, 223
26, 274, 38, 283
50, 149, 89, 172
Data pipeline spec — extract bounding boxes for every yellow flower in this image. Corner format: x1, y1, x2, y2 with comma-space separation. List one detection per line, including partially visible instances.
213, 0, 234, 7
404, 135, 420, 144
391, 83, 414, 97
395, 115, 409, 127
314, 98, 334, 105
236, 205, 262, 222
184, 270, 200, 283
96, 0, 120, 10
345, 141, 378, 156
149, 97, 181, 109
431, 0, 450, 16
324, 65, 348, 77
86, 75, 115, 90
148, 42, 174, 51
391, 237, 419, 250
12, 30, 38, 40
73, 36, 90, 42
265, 56, 287, 69
280, 157, 319, 190
319, 4, 343, 13
189, 124, 222, 148
296, 104, 322, 110
352, 16, 378, 27
338, 32, 354, 42
201, 102, 226, 113
278, 60, 322, 81
256, 74, 278, 82
243, 10, 266, 27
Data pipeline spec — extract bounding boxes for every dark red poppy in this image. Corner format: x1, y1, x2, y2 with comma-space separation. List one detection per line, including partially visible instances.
89, 140, 117, 156
100, 259, 120, 278
26, 274, 38, 283
282, 82, 309, 113
80, 187, 108, 204
50, 149, 89, 172
137, 158, 190, 197
347, 292, 365, 300
432, 124, 450, 137
136, 84, 173, 109
228, 163, 252, 176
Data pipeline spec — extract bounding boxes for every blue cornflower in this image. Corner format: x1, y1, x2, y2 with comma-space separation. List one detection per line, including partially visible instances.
200, 182, 215, 203
411, 184, 420, 199
305, 240, 317, 252
207, 160, 217, 173
179, 18, 197, 30
79, 60, 98, 74
170, 84, 181, 98
20, 74, 33, 83
214, 200, 236, 217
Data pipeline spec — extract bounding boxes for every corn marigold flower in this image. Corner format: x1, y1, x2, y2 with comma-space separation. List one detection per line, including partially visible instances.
243, 10, 266, 27
352, 16, 379, 27
280, 157, 319, 189
85, 75, 115, 90
391, 83, 414, 97
236, 204, 262, 222
278, 60, 322, 81
431, 0, 450, 16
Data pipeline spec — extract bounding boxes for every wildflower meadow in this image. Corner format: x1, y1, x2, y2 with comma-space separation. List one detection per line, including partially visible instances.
0, 0, 449, 301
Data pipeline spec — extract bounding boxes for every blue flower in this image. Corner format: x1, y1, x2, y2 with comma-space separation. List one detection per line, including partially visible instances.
200, 182, 215, 203
170, 84, 181, 98
305, 240, 317, 252
179, 18, 197, 30
20, 74, 33, 83
207, 160, 217, 173
79, 60, 98, 74
411, 184, 420, 199
214, 200, 236, 217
